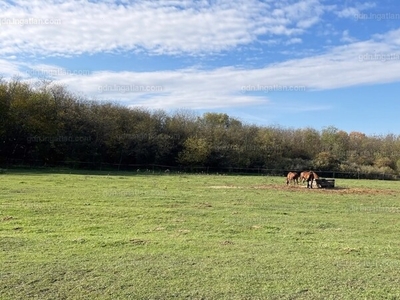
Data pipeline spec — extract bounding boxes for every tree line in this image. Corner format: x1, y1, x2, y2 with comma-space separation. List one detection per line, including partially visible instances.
1, 79, 400, 178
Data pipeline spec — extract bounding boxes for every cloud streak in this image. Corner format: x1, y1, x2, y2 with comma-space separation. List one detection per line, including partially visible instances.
1, 1, 400, 112
0, 0, 327, 56
2, 26, 400, 110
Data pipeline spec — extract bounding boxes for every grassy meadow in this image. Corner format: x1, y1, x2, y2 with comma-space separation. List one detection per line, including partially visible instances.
1, 170, 400, 299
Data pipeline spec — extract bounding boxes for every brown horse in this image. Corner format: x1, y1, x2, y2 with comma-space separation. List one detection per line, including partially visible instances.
286, 172, 299, 185
300, 171, 319, 183
301, 171, 318, 188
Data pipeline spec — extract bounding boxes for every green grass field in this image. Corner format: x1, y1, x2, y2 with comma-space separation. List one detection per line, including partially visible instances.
1, 170, 400, 299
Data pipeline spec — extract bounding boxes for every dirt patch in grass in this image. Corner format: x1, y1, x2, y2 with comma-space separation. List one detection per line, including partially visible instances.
251, 184, 398, 195
221, 240, 234, 245
209, 185, 243, 189
209, 184, 397, 195
194, 202, 213, 208
129, 239, 148, 245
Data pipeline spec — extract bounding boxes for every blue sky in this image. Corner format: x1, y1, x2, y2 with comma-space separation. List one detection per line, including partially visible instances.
1, 0, 400, 135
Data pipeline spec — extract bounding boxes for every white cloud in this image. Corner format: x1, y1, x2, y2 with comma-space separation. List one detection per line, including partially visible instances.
335, 2, 376, 19
0, 0, 328, 56
340, 30, 358, 43
336, 7, 360, 18
2, 20, 400, 111
0, 59, 23, 78
286, 38, 303, 45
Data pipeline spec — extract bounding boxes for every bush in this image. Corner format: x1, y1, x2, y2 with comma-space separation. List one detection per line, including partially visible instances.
358, 165, 396, 180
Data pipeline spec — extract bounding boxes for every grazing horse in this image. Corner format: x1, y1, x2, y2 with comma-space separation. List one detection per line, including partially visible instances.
286, 172, 299, 185
303, 171, 316, 188
300, 171, 319, 183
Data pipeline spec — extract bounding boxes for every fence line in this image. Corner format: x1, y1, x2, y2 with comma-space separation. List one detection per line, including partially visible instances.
1, 159, 398, 180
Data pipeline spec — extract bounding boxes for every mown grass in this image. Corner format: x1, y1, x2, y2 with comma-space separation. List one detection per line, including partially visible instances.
1, 171, 400, 299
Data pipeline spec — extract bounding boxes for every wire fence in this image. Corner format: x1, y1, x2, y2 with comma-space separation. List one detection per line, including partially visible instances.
2, 159, 399, 180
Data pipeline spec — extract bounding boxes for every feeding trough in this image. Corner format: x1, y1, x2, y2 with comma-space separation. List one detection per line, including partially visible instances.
315, 178, 335, 188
